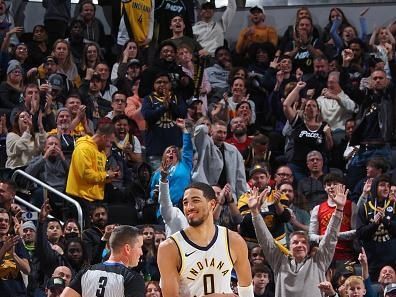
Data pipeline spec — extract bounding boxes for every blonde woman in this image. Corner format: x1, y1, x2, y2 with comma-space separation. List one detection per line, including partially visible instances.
52, 39, 81, 87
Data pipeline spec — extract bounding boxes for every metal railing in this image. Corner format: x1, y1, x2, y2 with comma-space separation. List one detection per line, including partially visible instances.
14, 195, 62, 224
11, 170, 83, 228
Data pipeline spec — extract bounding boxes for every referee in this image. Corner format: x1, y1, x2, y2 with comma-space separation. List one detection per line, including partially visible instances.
60, 225, 145, 297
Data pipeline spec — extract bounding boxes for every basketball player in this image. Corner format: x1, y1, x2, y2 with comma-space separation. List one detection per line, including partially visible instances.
60, 225, 145, 297
157, 182, 253, 297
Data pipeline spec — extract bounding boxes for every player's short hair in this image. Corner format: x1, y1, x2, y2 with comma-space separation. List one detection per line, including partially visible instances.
109, 225, 141, 252
185, 182, 216, 201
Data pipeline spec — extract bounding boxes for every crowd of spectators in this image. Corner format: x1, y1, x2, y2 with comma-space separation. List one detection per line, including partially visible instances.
0, 0, 396, 296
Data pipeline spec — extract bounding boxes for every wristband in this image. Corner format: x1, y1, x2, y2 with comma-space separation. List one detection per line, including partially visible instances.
336, 208, 343, 212
238, 284, 254, 297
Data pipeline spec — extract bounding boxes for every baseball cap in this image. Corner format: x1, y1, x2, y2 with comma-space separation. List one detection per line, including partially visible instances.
201, 2, 215, 9
384, 283, 396, 296
249, 5, 265, 14
22, 221, 36, 232
7, 59, 22, 75
46, 277, 65, 290
127, 59, 141, 67
48, 74, 64, 90
186, 97, 203, 108
44, 55, 58, 65
249, 163, 269, 178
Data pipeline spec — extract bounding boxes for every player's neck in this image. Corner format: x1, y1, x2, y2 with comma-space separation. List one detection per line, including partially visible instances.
185, 221, 216, 246
107, 255, 128, 267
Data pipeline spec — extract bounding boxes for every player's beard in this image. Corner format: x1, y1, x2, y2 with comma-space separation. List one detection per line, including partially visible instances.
187, 211, 209, 227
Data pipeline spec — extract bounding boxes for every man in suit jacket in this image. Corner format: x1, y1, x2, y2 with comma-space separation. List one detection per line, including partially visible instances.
192, 120, 247, 201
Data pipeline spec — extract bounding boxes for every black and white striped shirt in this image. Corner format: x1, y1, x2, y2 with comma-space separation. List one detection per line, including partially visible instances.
70, 262, 145, 297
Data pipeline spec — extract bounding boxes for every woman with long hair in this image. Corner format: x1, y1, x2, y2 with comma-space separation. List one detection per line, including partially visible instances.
149, 118, 193, 207
111, 39, 139, 83
6, 110, 46, 169
79, 42, 103, 77
226, 77, 256, 124
51, 39, 81, 87
323, 8, 352, 44
145, 281, 162, 297
282, 81, 333, 183
278, 7, 320, 56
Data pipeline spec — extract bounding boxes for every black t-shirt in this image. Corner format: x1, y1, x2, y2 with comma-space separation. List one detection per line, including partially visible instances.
291, 115, 327, 165
70, 261, 145, 297
292, 39, 324, 74
359, 103, 383, 143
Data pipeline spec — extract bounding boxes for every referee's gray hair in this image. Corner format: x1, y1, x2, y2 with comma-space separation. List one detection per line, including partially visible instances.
109, 225, 141, 252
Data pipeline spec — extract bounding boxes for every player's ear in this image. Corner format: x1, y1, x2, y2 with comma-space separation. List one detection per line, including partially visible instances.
209, 198, 216, 210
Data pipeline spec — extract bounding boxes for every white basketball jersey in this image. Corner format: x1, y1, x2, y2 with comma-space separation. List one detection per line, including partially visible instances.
170, 225, 234, 297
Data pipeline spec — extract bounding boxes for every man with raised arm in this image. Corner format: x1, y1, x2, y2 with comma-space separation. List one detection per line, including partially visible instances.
248, 183, 347, 297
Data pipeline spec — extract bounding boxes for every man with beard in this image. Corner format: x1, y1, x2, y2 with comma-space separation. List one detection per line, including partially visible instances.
205, 46, 232, 95
347, 69, 395, 187
226, 116, 252, 159
304, 55, 330, 100
142, 73, 187, 169
158, 182, 253, 297
112, 114, 142, 165
48, 108, 75, 158
77, 1, 105, 46
66, 123, 120, 226
235, 5, 278, 56
82, 204, 116, 264
26, 136, 69, 216
138, 41, 193, 99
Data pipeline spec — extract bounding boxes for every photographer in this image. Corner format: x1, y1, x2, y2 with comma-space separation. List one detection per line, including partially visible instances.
79, 68, 112, 130
347, 69, 395, 186
25, 135, 68, 217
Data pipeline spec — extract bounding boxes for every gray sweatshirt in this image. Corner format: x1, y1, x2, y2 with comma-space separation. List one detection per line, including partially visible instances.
252, 211, 342, 297
25, 155, 69, 191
